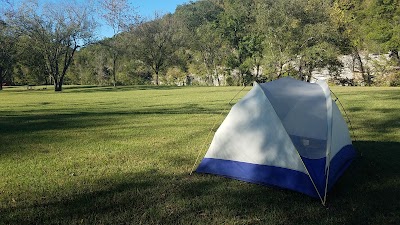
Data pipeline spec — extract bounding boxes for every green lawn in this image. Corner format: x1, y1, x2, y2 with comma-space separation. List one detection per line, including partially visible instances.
0, 85, 399, 225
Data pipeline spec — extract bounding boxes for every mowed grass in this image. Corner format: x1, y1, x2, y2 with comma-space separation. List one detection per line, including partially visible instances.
0, 85, 399, 224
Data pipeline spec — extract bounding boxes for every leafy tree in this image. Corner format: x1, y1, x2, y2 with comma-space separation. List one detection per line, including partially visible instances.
173, 1, 225, 85
295, 0, 345, 82
330, 0, 374, 85
255, 0, 345, 82
218, 0, 257, 85
0, 1, 17, 89
0, 20, 17, 90
163, 67, 187, 85
254, 0, 294, 79
98, 0, 139, 87
130, 14, 180, 85
13, 35, 49, 85
191, 22, 228, 85
239, 34, 264, 81
69, 44, 114, 85
174, 0, 223, 32
364, 0, 400, 65
11, 1, 95, 91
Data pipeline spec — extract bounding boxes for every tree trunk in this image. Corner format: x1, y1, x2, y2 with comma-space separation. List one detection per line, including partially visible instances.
204, 63, 213, 86
54, 80, 63, 91
113, 53, 117, 87
213, 66, 220, 86
353, 50, 369, 85
366, 67, 372, 86
155, 71, 159, 85
390, 50, 400, 66
298, 57, 304, 81
0, 68, 3, 91
54, 83, 62, 91
306, 67, 312, 82
54, 76, 64, 92
277, 62, 283, 79
239, 71, 244, 86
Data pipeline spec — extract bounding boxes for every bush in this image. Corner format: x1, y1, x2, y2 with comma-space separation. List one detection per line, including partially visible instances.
389, 71, 400, 87
225, 76, 235, 86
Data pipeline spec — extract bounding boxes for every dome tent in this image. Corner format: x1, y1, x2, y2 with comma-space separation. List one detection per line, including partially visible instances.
196, 77, 356, 205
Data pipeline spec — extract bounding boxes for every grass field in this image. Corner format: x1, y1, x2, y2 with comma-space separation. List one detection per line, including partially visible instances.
0, 85, 399, 224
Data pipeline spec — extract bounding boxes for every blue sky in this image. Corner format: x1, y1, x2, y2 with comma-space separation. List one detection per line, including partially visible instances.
6, 0, 194, 38
97, 0, 193, 37
136, 0, 193, 20
98, 0, 193, 38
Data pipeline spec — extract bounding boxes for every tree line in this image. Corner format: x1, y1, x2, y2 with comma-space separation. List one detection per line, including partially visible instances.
1, 0, 399, 91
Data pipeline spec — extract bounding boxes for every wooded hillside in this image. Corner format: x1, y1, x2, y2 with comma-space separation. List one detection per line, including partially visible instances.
1, 0, 399, 89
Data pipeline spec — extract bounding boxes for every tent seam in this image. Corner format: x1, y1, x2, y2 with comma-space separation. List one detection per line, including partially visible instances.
259, 82, 325, 205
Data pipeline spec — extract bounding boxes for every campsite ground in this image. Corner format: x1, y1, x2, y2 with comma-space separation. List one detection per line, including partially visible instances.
0, 85, 399, 224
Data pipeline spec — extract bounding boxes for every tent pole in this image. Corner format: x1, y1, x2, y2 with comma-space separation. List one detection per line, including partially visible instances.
294, 149, 325, 206
323, 101, 334, 206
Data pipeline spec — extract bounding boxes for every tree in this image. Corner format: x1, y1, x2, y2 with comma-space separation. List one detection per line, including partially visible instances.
11, 1, 95, 91
191, 22, 228, 85
130, 14, 179, 85
67, 44, 112, 85
364, 0, 400, 65
174, 1, 224, 85
0, 0, 17, 90
218, 0, 257, 85
174, 0, 223, 33
0, 20, 17, 90
255, 0, 345, 82
98, 0, 139, 87
330, 0, 372, 85
254, 0, 294, 79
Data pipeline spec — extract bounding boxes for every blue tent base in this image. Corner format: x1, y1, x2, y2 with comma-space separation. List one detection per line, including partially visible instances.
196, 158, 321, 198
196, 145, 356, 199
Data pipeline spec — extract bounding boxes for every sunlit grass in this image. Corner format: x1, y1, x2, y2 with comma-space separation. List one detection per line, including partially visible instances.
0, 85, 399, 224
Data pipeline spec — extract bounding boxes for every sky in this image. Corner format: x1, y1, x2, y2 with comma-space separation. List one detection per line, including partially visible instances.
136, 0, 192, 20
4, 0, 194, 38
99, 0, 194, 38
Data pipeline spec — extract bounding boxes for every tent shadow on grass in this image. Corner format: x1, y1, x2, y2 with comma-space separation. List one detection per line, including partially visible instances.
1, 141, 399, 224
327, 141, 400, 223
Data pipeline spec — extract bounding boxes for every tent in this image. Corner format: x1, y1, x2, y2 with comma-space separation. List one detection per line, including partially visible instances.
196, 77, 356, 204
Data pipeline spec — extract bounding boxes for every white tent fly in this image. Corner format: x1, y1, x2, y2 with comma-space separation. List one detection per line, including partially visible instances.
196, 77, 356, 205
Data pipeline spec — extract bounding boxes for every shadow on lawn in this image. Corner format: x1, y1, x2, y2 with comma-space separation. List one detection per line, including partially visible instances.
63, 85, 183, 93
0, 103, 222, 133
327, 140, 400, 224
0, 103, 224, 157
1, 141, 399, 224
2, 85, 185, 94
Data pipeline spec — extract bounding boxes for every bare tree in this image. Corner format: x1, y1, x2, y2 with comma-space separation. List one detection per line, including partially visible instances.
11, 1, 95, 91
98, 0, 139, 87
